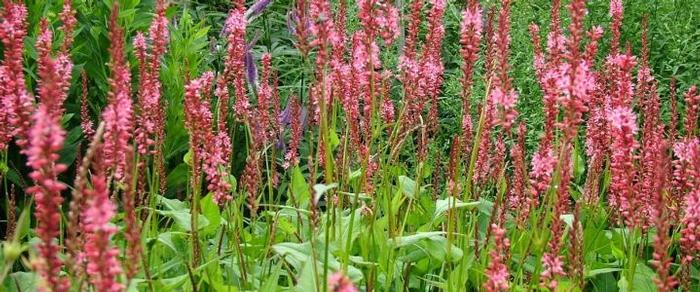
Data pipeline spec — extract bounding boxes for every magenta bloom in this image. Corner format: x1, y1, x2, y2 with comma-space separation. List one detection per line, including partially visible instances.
529, 147, 556, 201
224, 10, 249, 120
328, 271, 358, 292
509, 124, 528, 225
540, 253, 565, 290
257, 53, 273, 141
0, 66, 11, 150
459, 1, 482, 146
26, 105, 70, 292
133, 33, 155, 155
102, 9, 134, 181
81, 167, 124, 292
492, 87, 518, 129
185, 72, 233, 205
0, 1, 33, 149
80, 73, 94, 140
283, 96, 303, 169
134, 2, 169, 157
608, 106, 639, 225
205, 131, 233, 205
678, 139, 700, 261
483, 224, 510, 292
609, 0, 623, 18
683, 86, 699, 135
59, 0, 76, 52
376, 2, 400, 45
681, 188, 700, 261
25, 18, 74, 290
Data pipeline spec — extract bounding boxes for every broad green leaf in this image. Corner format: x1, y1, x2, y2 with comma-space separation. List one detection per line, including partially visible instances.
13, 204, 31, 242
585, 267, 622, 278
387, 231, 446, 248
183, 149, 193, 166
274, 242, 363, 282
433, 197, 480, 218
313, 183, 338, 204
349, 168, 362, 181
273, 242, 311, 269
631, 263, 656, 292
329, 130, 340, 150
291, 166, 310, 207
160, 274, 189, 290
4, 272, 36, 292
277, 217, 297, 235
0, 161, 7, 175
339, 209, 363, 248
226, 173, 238, 193
617, 263, 656, 292
398, 176, 417, 198
261, 262, 283, 291
561, 214, 574, 229
295, 258, 318, 292
156, 209, 209, 232
159, 195, 188, 211
156, 232, 185, 254
424, 236, 463, 262
200, 193, 222, 236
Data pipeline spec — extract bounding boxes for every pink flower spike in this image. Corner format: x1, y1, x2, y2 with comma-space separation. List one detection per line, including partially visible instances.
0, 1, 33, 149
81, 160, 124, 292
483, 224, 510, 292
683, 86, 699, 135
224, 10, 249, 121
608, 106, 639, 226
102, 6, 134, 181
540, 253, 565, 290
328, 271, 358, 292
26, 105, 70, 292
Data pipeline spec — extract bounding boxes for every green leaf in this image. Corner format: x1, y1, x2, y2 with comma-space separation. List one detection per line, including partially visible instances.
159, 195, 188, 211
4, 272, 36, 292
339, 209, 363, 248
585, 267, 622, 278
589, 272, 618, 291
13, 204, 31, 242
291, 166, 310, 207
200, 193, 222, 236
274, 242, 363, 283
348, 168, 362, 181
164, 210, 208, 232
632, 263, 656, 291
295, 258, 318, 292
183, 149, 193, 166
159, 274, 189, 290
261, 262, 283, 291
156, 197, 210, 232
329, 130, 340, 150
617, 263, 656, 292
0, 161, 7, 176
560, 214, 574, 229
312, 183, 337, 204
424, 236, 463, 262
433, 198, 480, 218
273, 242, 311, 269
155, 232, 187, 254
226, 173, 238, 193
277, 217, 297, 235
573, 140, 586, 181
387, 231, 447, 248
398, 176, 417, 199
